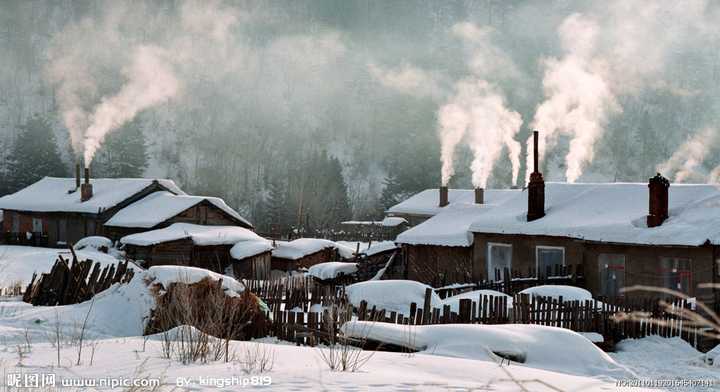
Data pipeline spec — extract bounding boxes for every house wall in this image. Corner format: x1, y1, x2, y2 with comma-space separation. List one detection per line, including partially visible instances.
472, 234, 584, 281
404, 244, 474, 287
471, 232, 718, 307
124, 240, 235, 274
1, 210, 101, 247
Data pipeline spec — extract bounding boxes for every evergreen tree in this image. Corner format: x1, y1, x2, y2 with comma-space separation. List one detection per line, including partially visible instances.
90, 118, 149, 178
1, 114, 66, 195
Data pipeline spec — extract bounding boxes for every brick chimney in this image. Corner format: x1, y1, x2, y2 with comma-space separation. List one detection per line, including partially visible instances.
475, 187, 484, 204
527, 130, 545, 221
439, 186, 449, 207
75, 163, 81, 189
647, 173, 669, 227
81, 167, 93, 202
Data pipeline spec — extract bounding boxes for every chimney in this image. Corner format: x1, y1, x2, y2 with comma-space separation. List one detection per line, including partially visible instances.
474, 187, 484, 204
75, 163, 81, 189
527, 130, 545, 221
439, 186, 449, 207
81, 167, 93, 202
647, 173, 669, 227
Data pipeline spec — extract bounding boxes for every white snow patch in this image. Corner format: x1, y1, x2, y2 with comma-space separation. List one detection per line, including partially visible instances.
73, 236, 113, 251
342, 322, 628, 378
272, 238, 354, 260
307, 262, 357, 280
519, 285, 593, 302
229, 239, 273, 260
145, 265, 245, 295
120, 223, 262, 246
346, 280, 442, 316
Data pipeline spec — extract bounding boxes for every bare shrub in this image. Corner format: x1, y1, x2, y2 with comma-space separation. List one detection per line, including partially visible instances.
317, 303, 375, 372
147, 275, 267, 364
239, 342, 276, 374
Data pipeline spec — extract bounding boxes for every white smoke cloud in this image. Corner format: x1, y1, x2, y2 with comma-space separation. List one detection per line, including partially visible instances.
46, 0, 246, 167
367, 62, 444, 100
83, 45, 180, 164
438, 23, 523, 187
529, 13, 620, 184
442, 80, 522, 188
658, 128, 717, 183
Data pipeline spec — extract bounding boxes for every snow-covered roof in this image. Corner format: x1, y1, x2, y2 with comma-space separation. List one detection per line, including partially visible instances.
120, 223, 262, 247
362, 241, 399, 256
0, 177, 184, 214
387, 188, 519, 217
396, 193, 518, 247
307, 262, 358, 280
381, 216, 408, 227
105, 191, 251, 228
469, 182, 720, 246
271, 238, 355, 260
230, 239, 273, 260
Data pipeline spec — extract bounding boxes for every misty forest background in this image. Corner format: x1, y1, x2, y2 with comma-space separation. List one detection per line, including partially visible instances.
1, 0, 719, 234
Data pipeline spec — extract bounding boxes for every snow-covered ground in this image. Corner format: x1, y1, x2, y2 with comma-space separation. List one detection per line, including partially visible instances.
0, 245, 718, 391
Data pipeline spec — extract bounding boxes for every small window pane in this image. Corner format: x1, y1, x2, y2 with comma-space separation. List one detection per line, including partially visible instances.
537, 247, 564, 276
599, 254, 625, 297
488, 244, 512, 280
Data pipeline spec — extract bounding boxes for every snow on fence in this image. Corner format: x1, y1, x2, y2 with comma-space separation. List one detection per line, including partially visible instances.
247, 277, 701, 350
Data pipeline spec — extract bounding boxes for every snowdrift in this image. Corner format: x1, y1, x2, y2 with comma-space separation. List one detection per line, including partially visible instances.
441, 289, 513, 313
346, 280, 442, 316
342, 321, 629, 378
307, 262, 357, 280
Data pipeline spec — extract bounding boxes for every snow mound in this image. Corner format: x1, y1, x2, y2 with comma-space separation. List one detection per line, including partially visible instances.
441, 290, 513, 313
706, 344, 720, 367
307, 262, 357, 280
346, 280, 442, 316
146, 265, 246, 295
519, 285, 592, 302
342, 322, 628, 378
74, 236, 113, 251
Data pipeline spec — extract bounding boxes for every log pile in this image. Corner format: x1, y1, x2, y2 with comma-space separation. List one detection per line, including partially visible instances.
22, 249, 135, 306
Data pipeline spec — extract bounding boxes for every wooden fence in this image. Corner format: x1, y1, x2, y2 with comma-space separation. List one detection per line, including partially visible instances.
248, 277, 703, 350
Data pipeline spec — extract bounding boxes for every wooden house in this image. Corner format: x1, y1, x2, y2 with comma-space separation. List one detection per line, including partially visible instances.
394, 188, 518, 286
120, 223, 266, 274
270, 238, 354, 272
0, 168, 252, 247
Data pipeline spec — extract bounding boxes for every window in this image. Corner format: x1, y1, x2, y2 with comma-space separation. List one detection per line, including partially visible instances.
32, 218, 43, 233
487, 243, 512, 281
536, 246, 565, 277
660, 257, 692, 294
599, 254, 626, 298
12, 213, 19, 232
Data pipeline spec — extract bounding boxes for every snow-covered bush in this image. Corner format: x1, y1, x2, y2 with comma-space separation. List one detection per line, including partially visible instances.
73, 236, 113, 253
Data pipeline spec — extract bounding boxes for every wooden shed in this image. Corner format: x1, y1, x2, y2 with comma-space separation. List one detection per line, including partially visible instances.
229, 240, 273, 280
270, 238, 353, 272
121, 223, 268, 275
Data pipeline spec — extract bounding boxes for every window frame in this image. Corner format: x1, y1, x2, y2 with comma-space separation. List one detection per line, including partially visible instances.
535, 245, 566, 276
659, 257, 693, 294
487, 242, 513, 280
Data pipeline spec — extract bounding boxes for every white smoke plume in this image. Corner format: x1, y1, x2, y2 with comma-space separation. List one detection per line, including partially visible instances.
658, 128, 717, 183
529, 13, 620, 184
438, 23, 523, 187
367, 62, 445, 100
83, 46, 179, 165
438, 103, 469, 185
443, 80, 522, 188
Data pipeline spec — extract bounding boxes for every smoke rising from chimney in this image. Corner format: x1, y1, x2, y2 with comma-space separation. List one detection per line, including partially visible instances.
437, 23, 523, 187
83, 46, 179, 165
45, 0, 242, 167
658, 128, 716, 183
528, 13, 620, 184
